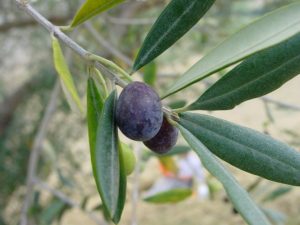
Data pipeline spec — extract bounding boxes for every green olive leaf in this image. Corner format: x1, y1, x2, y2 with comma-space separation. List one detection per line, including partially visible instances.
168, 100, 187, 110
133, 0, 215, 72
87, 77, 104, 155
187, 33, 300, 110
112, 142, 127, 224
52, 36, 83, 113
92, 68, 108, 101
90, 90, 123, 220
179, 113, 300, 186
70, 0, 124, 27
161, 145, 190, 156
144, 188, 192, 204
261, 186, 292, 203
163, 2, 300, 98
178, 125, 271, 225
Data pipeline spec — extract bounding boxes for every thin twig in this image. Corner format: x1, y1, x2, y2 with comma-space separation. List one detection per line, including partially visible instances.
15, 0, 127, 88
261, 96, 300, 111
33, 177, 78, 206
15, 1, 173, 116
85, 22, 132, 66
20, 80, 60, 225
262, 98, 275, 123
33, 178, 107, 225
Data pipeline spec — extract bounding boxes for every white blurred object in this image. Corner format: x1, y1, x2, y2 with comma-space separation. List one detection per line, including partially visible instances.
177, 152, 210, 200
197, 183, 209, 200
143, 152, 210, 200
177, 152, 205, 183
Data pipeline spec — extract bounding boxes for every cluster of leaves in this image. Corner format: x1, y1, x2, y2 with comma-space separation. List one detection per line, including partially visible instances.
48, 0, 300, 224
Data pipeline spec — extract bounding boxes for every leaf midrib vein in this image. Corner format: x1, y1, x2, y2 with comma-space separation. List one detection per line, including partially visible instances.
182, 118, 299, 172
140, 0, 198, 63
195, 52, 300, 107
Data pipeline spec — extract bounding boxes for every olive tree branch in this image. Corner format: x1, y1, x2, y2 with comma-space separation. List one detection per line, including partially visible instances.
84, 22, 132, 66
15, 0, 177, 123
15, 0, 128, 88
14, 0, 174, 116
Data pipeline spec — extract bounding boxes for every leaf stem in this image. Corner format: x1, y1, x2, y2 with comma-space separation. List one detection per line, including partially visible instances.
88, 54, 133, 83
163, 107, 180, 123
59, 25, 74, 32
92, 67, 109, 98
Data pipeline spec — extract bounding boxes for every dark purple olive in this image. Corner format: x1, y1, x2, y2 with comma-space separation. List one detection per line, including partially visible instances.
144, 117, 178, 154
116, 82, 163, 141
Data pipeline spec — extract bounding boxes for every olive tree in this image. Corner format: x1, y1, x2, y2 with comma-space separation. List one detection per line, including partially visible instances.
14, 0, 300, 225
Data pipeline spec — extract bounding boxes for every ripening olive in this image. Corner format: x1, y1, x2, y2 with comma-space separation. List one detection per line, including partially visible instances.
116, 82, 163, 141
143, 116, 178, 154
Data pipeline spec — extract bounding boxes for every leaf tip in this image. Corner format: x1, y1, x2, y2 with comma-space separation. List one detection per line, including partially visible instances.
111, 216, 120, 225
131, 63, 140, 74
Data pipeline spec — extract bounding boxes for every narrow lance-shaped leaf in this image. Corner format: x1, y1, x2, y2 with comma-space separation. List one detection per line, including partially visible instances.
262, 186, 292, 203
87, 77, 104, 154
163, 2, 300, 98
178, 125, 271, 225
161, 145, 190, 156
70, 0, 124, 27
91, 90, 121, 218
168, 100, 187, 109
187, 33, 300, 110
52, 36, 83, 113
112, 141, 127, 224
86, 78, 107, 216
144, 189, 192, 204
133, 0, 215, 72
87, 76, 122, 220
92, 68, 109, 101
179, 113, 300, 186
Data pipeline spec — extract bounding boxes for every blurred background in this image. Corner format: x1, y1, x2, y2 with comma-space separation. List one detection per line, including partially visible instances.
1, 0, 300, 224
